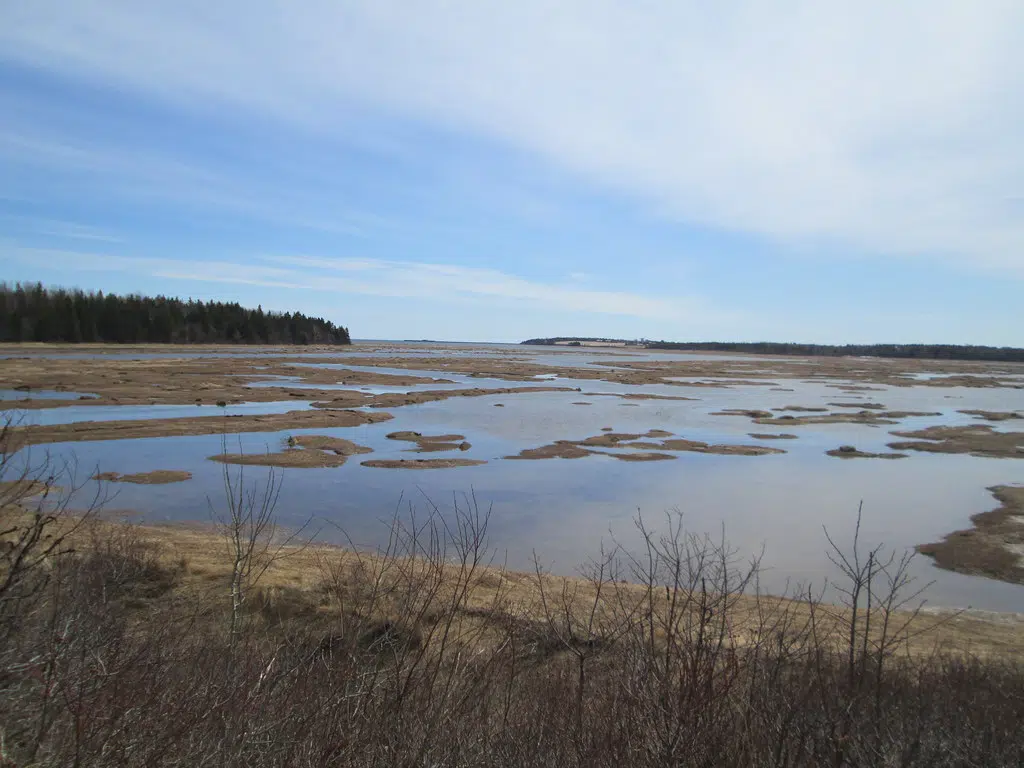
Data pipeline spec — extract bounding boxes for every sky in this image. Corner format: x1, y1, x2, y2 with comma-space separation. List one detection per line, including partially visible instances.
1, 2, 1022, 345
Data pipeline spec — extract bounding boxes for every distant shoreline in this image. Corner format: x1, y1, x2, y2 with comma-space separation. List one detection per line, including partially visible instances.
521, 337, 1024, 363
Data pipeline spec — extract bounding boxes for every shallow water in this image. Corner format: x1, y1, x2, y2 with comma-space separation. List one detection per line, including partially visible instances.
9, 400, 314, 426
6, 346, 1024, 610
11, 358, 1022, 611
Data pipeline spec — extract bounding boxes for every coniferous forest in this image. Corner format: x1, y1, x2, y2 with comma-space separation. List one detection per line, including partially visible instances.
0, 283, 350, 345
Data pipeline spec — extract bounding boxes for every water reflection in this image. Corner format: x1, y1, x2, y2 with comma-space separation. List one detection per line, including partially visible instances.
14, 376, 1022, 612
5, 347, 1023, 611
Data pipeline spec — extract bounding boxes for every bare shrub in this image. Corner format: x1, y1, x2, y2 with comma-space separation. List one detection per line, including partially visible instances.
209, 440, 311, 641
0, 415, 103, 635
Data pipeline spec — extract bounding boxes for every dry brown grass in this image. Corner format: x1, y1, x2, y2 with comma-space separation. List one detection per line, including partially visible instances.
5, 412, 1024, 765
114, 519, 1024, 661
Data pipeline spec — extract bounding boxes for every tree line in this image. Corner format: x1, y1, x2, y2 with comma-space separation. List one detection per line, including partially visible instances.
643, 340, 1024, 362
0, 283, 351, 345
521, 336, 641, 345
522, 337, 1024, 362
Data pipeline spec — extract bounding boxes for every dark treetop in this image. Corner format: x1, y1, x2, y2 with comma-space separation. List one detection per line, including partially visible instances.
0, 283, 350, 345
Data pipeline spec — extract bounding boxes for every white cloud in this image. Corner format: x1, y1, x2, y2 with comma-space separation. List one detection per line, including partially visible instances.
0, 214, 122, 243
273, 255, 721, 319
2, 245, 724, 323
1, 2, 1023, 274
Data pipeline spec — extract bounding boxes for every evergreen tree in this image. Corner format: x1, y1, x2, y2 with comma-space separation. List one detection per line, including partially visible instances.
0, 283, 351, 346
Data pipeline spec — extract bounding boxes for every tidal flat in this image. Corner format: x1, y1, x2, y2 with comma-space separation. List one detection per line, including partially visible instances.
3, 341, 1024, 610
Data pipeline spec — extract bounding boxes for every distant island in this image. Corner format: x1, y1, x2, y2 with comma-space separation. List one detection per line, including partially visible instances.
521, 337, 645, 348
0, 283, 350, 345
521, 337, 1024, 362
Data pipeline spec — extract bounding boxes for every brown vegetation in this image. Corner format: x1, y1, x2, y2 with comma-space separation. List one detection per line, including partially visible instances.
386, 431, 471, 453
598, 451, 676, 462
210, 451, 344, 469
361, 458, 486, 469
917, 486, 1024, 584
13, 409, 393, 446
288, 435, 373, 455
209, 434, 373, 468
505, 431, 786, 460
888, 425, 1024, 459
581, 392, 699, 401
758, 412, 900, 426
0, 352, 444, 409
958, 409, 1024, 422
826, 447, 908, 460
4, 344, 1020, 424
505, 442, 597, 460
829, 402, 887, 410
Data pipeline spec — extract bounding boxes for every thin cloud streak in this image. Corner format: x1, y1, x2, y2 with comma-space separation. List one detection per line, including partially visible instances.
0, 215, 123, 243
264, 255, 712, 320
3, 246, 723, 322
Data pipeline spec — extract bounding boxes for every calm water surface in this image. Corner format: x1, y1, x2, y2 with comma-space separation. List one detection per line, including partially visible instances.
6, 348, 1024, 611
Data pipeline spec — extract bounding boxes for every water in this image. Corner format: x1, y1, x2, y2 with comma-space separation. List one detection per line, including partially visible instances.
5, 345, 1024, 609
12, 361, 1024, 611
8, 400, 314, 426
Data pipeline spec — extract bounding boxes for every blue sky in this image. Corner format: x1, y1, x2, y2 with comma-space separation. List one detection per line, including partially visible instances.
1, 2, 1022, 344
